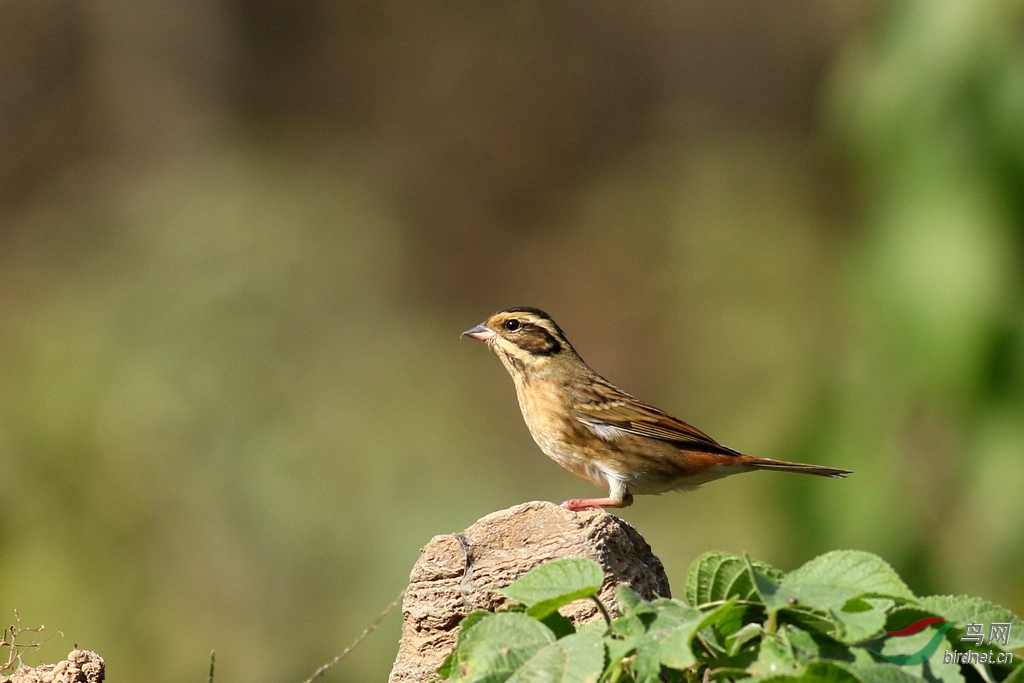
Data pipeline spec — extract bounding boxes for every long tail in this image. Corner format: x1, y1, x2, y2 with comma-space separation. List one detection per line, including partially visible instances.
746, 457, 851, 479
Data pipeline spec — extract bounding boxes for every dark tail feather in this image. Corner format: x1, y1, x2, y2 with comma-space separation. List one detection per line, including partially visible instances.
747, 457, 851, 479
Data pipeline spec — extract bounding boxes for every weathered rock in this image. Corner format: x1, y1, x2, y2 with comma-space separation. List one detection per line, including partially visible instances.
3, 650, 104, 683
388, 501, 670, 683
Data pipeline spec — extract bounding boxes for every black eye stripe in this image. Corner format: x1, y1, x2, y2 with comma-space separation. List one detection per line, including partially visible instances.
510, 323, 562, 356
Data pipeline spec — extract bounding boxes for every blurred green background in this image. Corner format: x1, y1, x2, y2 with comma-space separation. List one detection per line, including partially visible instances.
1, 1, 1022, 681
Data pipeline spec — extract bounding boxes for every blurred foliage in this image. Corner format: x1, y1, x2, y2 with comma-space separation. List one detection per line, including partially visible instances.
820, 0, 1024, 602
0, 2, 1020, 683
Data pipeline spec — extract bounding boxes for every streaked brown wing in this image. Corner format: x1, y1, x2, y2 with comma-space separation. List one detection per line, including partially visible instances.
571, 380, 741, 456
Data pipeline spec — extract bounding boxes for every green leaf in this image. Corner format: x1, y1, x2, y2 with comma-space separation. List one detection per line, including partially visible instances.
541, 611, 577, 639
611, 612, 648, 638
749, 552, 908, 644
785, 552, 916, 602
750, 661, 867, 683
790, 661, 865, 683
449, 612, 555, 682
1004, 666, 1024, 683
612, 587, 657, 638
701, 600, 762, 642
833, 598, 895, 645
498, 558, 605, 619
804, 662, 866, 683
647, 598, 703, 632
918, 595, 1024, 650
605, 635, 639, 669
846, 662, 927, 683
748, 631, 802, 679
438, 651, 456, 679
631, 637, 664, 683
781, 606, 843, 639
618, 585, 645, 613
623, 599, 705, 679
686, 551, 784, 606
442, 611, 497, 679
505, 632, 605, 683
746, 555, 789, 611
574, 620, 608, 637
694, 600, 756, 659
460, 610, 495, 634
658, 613, 706, 669
727, 622, 764, 656
786, 627, 855, 664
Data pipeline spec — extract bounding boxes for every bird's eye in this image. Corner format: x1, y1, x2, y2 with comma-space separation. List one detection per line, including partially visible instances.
504, 319, 522, 332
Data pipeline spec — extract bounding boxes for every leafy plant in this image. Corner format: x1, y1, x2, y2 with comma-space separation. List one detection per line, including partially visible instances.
438, 553, 1024, 683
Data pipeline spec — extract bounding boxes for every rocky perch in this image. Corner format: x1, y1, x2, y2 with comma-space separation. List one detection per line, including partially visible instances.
388, 501, 671, 683
2, 650, 104, 683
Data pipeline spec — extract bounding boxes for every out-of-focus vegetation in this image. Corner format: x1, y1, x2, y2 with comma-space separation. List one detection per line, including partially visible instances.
0, 2, 1020, 682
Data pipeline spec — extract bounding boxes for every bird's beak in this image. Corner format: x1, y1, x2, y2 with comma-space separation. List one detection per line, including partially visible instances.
462, 323, 496, 341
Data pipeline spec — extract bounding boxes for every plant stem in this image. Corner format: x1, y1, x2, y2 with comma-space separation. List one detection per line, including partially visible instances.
695, 599, 762, 610
590, 596, 614, 631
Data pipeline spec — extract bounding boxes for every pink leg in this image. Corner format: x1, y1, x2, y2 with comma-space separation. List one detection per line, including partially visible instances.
560, 496, 633, 511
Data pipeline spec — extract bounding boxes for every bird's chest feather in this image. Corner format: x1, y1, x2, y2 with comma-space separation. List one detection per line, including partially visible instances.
512, 378, 593, 467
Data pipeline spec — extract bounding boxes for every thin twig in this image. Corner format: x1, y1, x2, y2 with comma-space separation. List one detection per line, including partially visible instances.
301, 589, 406, 683
590, 596, 614, 631
207, 650, 215, 683
695, 599, 762, 610
1, 611, 48, 674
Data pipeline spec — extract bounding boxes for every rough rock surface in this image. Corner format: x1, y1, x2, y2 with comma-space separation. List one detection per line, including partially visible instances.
3, 650, 104, 683
388, 501, 670, 683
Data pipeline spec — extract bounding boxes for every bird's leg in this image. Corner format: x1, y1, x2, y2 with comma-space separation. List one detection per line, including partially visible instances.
561, 482, 633, 511
560, 497, 632, 511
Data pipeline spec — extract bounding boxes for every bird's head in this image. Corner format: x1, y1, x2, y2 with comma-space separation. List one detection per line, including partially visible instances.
462, 307, 575, 377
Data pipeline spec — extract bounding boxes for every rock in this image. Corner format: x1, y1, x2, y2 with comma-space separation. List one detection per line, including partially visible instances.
388, 501, 670, 683
3, 650, 104, 683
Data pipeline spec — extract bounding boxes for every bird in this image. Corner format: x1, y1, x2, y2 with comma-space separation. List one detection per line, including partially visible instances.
462, 306, 851, 511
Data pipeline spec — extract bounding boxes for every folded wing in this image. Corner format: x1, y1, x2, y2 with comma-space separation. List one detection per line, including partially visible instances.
570, 380, 741, 456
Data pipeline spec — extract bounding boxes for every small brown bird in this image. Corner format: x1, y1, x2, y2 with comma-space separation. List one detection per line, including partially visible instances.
463, 307, 850, 511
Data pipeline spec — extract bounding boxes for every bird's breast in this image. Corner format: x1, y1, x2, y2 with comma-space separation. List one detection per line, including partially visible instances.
512, 377, 577, 452
512, 377, 607, 481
